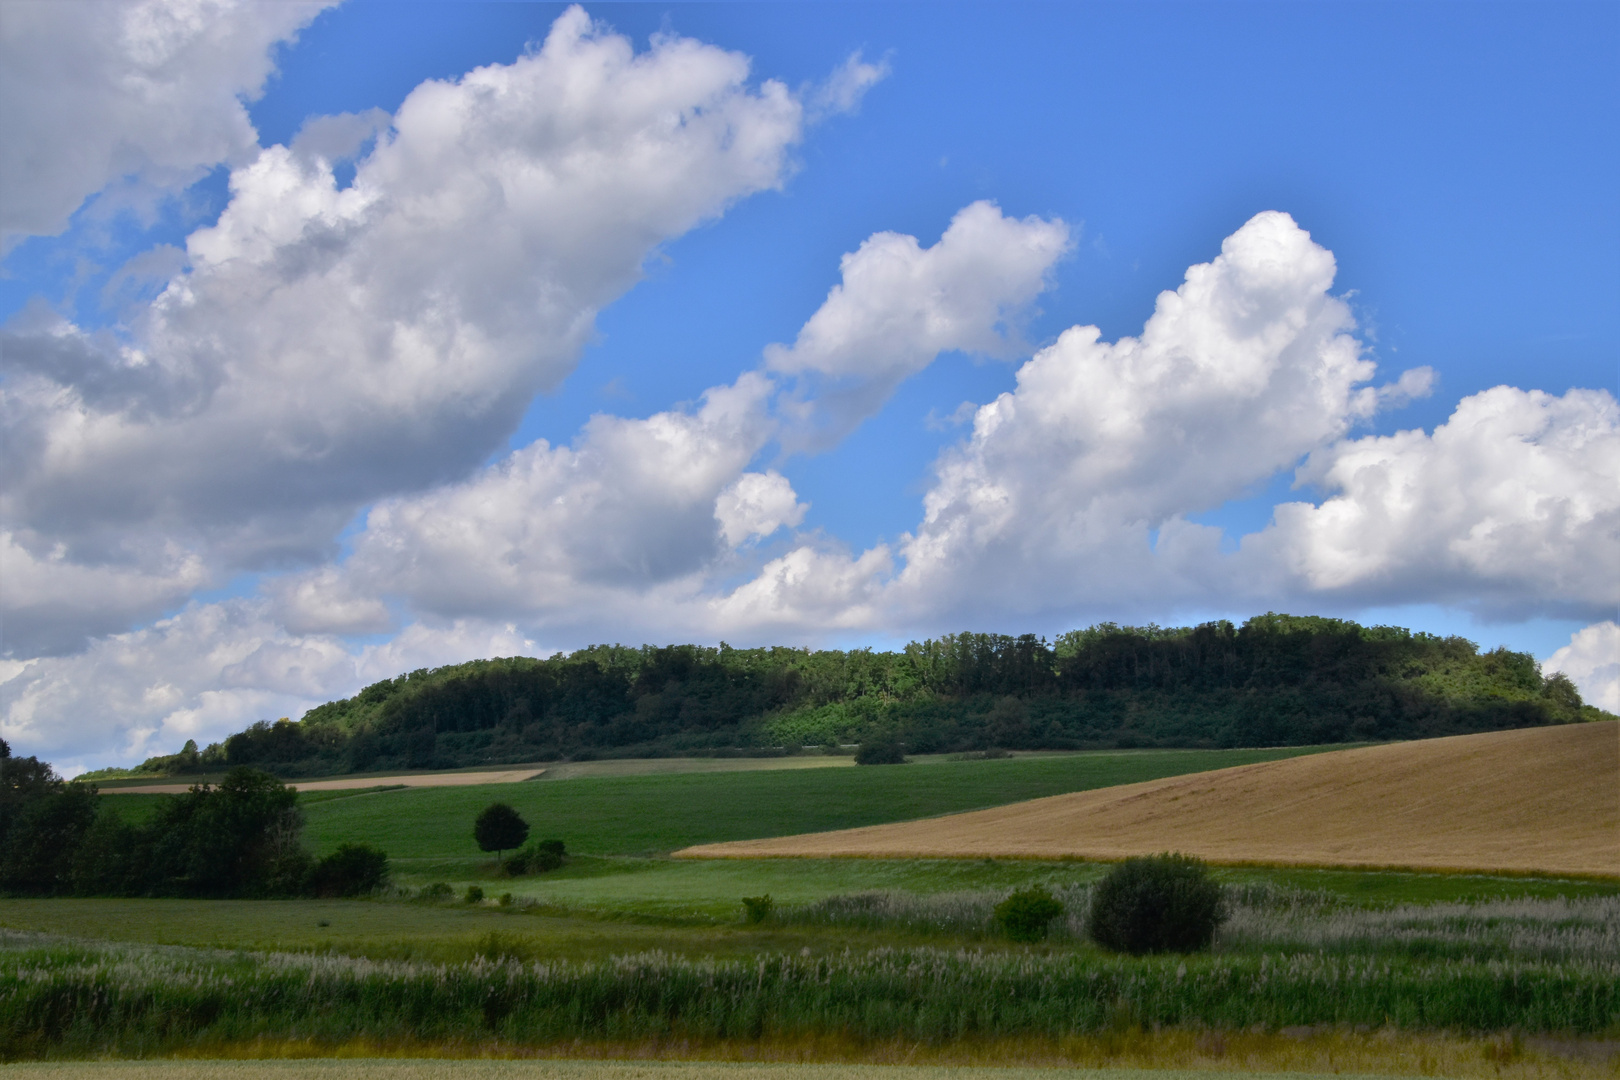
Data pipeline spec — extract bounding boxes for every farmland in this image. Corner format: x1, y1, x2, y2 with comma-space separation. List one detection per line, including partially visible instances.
683, 724, 1619, 876
293, 746, 1352, 861
4, 738, 1619, 1074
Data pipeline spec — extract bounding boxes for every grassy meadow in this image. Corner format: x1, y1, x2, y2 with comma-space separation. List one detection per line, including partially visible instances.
296, 746, 1351, 860
5, 744, 1619, 1070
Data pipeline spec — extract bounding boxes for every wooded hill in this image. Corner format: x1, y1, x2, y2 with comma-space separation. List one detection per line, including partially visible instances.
106, 614, 1608, 780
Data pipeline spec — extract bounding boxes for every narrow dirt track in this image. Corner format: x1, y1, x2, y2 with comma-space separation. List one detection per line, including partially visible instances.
677, 722, 1620, 877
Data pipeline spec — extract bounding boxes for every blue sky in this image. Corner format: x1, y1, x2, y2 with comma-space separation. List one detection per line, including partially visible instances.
1, 1, 1616, 770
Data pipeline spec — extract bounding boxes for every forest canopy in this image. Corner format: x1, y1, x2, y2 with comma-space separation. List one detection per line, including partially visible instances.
96, 614, 1608, 781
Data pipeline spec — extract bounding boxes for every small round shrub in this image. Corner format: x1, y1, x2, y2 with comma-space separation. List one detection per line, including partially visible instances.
741, 894, 774, 923
1086, 853, 1226, 955
464, 884, 485, 904
994, 886, 1064, 942
419, 881, 454, 902
854, 739, 906, 765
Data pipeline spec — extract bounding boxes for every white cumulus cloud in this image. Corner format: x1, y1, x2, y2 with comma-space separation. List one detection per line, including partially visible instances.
2, 6, 806, 655
716, 471, 809, 547
885, 210, 1416, 618
0, 0, 334, 245
339, 374, 779, 622
767, 200, 1070, 450
1249, 384, 1620, 619
0, 599, 543, 772
1542, 621, 1620, 714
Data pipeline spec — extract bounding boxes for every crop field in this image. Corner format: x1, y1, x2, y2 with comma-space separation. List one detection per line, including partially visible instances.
683, 724, 1620, 877
296, 745, 1350, 861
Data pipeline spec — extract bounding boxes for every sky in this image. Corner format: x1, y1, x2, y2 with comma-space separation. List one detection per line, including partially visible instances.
1, 0, 1616, 774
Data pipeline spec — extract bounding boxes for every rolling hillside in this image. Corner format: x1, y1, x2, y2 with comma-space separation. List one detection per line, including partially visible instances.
678, 721, 1620, 877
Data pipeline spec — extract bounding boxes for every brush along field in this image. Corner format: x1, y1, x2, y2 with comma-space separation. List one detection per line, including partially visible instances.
679, 723, 1620, 877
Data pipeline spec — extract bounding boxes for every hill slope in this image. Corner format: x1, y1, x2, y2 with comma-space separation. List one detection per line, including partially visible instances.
678, 721, 1620, 877
96, 613, 1608, 780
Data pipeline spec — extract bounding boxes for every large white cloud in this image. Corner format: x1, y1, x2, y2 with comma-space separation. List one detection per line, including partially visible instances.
1248, 386, 1619, 619
328, 373, 782, 626
2, 6, 814, 655
271, 202, 1070, 636
876, 210, 1427, 618
0, 598, 542, 772
767, 200, 1070, 450
1542, 621, 1620, 714
0, 0, 334, 245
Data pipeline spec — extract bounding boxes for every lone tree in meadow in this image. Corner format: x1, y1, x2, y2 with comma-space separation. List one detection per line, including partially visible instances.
474, 802, 529, 866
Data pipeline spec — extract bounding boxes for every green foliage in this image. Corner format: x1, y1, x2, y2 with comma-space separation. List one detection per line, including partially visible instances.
0, 932, 1613, 1058
1, 761, 328, 900
994, 886, 1064, 942
853, 738, 906, 764
464, 884, 484, 904
305, 843, 389, 898
145, 614, 1602, 780
507, 838, 566, 875
1088, 854, 1227, 955
740, 894, 774, 924
474, 802, 529, 861
417, 882, 454, 901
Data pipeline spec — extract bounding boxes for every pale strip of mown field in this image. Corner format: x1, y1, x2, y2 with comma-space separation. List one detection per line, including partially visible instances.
681, 724, 1620, 877
98, 753, 867, 795
4, 1040, 1613, 1080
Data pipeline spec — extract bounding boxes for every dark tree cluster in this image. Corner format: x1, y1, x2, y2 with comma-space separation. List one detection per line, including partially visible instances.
104, 614, 1608, 781
0, 742, 386, 898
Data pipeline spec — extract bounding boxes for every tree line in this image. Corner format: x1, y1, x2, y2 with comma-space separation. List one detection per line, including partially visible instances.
98, 613, 1607, 780
0, 742, 385, 898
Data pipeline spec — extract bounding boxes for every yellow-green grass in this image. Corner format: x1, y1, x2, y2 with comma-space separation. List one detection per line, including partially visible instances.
4, 1031, 1616, 1079
0, 898, 920, 963
391, 855, 1619, 922
297, 746, 1353, 861
681, 723, 1620, 878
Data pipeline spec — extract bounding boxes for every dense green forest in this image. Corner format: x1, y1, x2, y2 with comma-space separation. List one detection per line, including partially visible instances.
104, 614, 1607, 780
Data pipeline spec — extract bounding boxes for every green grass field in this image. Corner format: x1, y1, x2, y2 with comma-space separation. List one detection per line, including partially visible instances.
298, 746, 1350, 860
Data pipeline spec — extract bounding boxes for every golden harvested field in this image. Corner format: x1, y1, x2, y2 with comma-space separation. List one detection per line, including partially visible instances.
678, 722, 1620, 877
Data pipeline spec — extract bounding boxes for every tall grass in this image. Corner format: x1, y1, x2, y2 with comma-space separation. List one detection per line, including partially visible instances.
774, 885, 1620, 966
0, 925, 1615, 1060
1220, 892, 1620, 965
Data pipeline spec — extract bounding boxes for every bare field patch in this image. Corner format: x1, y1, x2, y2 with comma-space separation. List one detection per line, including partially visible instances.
99, 756, 864, 795
7, 1031, 1618, 1080
678, 723, 1620, 877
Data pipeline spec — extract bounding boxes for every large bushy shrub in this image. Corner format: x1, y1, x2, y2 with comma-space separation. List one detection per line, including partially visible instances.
1086, 853, 1226, 954
507, 838, 566, 875
306, 843, 389, 897
854, 738, 906, 765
